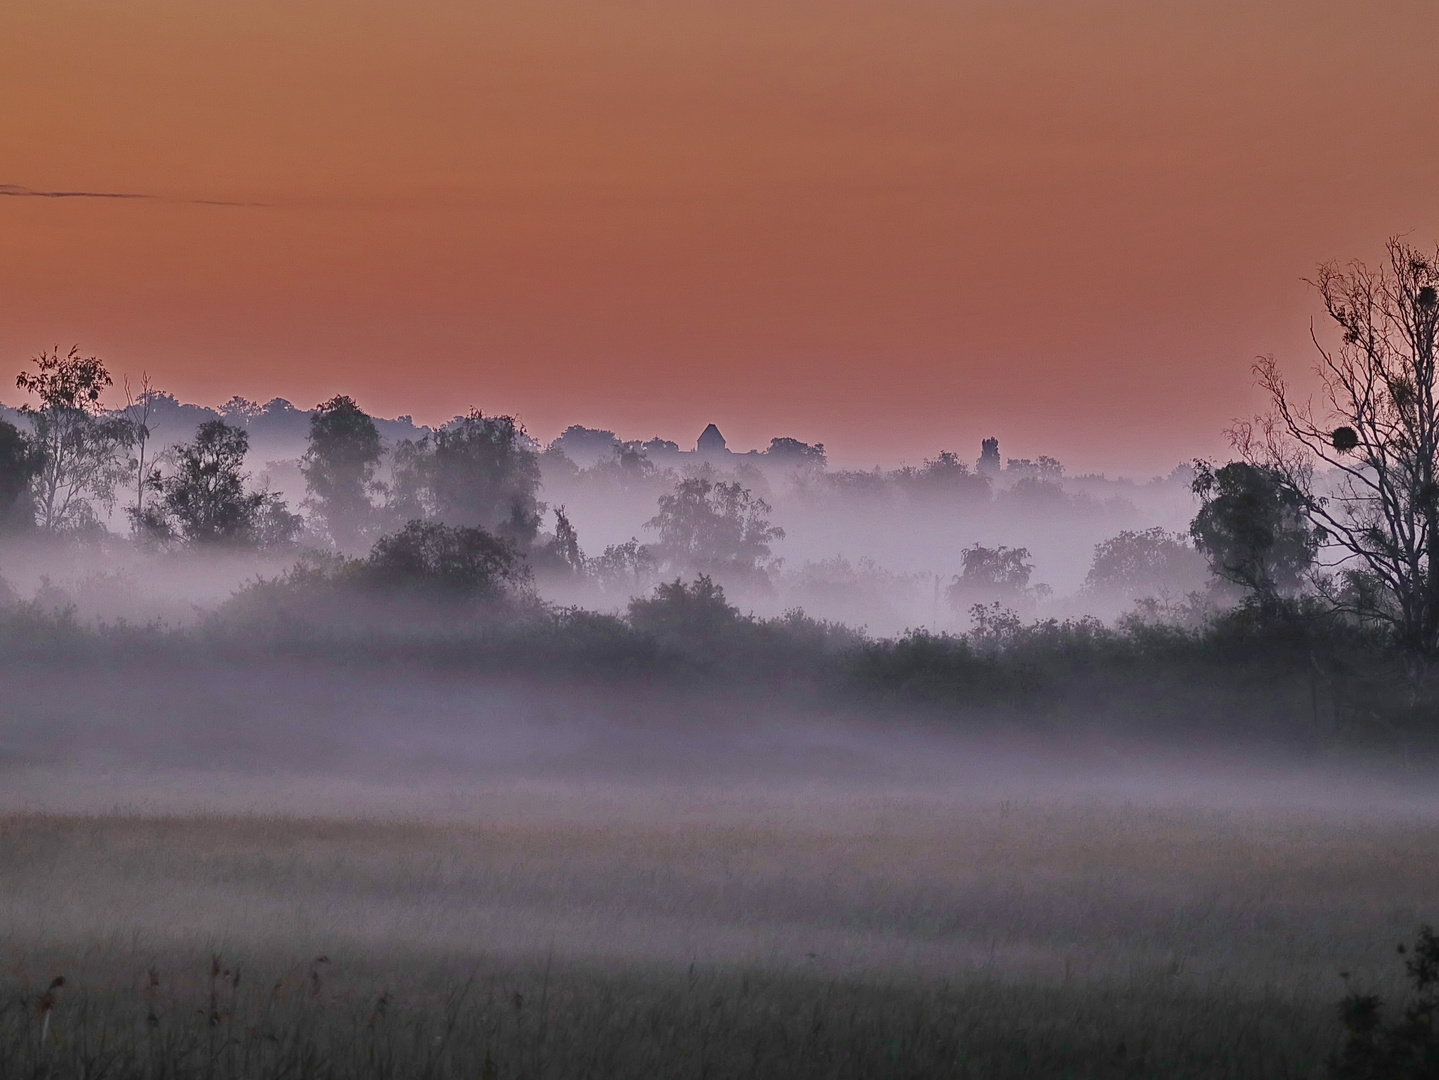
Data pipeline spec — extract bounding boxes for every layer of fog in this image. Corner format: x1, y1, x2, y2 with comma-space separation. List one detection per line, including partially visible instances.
2, 660, 1435, 826
0, 454, 1204, 639
3, 385, 1213, 633
539, 453, 1200, 631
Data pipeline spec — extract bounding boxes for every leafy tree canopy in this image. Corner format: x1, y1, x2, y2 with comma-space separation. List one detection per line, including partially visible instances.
947, 544, 1045, 607
361, 519, 525, 600
1085, 527, 1210, 598
302, 395, 383, 550
0, 418, 41, 532
15, 346, 132, 532
1190, 461, 1320, 599
627, 575, 742, 640
390, 410, 542, 548
646, 477, 784, 584
156, 420, 300, 547
765, 437, 826, 466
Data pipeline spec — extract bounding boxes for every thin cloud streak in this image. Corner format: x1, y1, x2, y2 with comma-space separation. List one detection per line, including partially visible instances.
0, 184, 265, 207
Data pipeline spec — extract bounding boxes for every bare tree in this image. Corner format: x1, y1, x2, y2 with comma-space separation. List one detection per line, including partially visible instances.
1243, 237, 1439, 652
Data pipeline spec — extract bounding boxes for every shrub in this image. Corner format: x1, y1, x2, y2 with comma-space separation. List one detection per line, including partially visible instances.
628, 576, 743, 640
1333, 926, 1439, 1079
360, 520, 527, 600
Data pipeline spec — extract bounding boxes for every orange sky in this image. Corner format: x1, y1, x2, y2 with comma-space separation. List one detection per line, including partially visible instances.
3, 0, 1438, 472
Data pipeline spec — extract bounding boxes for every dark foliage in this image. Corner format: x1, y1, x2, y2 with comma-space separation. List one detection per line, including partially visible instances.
947, 544, 1037, 606
530, 505, 584, 576
302, 395, 382, 550
3, 523, 1436, 747
162, 421, 265, 543
360, 520, 526, 599
1085, 527, 1210, 598
1002, 476, 1070, 509
1005, 454, 1064, 480
392, 410, 542, 547
158, 420, 301, 547
1333, 926, 1439, 1079
764, 436, 826, 466
1191, 461, 1321, 599
646, 477, 784, 584
0, 417, 40, 532
587, 441, 657, 492
848, 596, 1421, 740
590, 538, 658, 593
432, 412, 542, 545
624, 576, 858, 680
895, 451, 991, 502
548, 424, 619, 465
628, 575, 741, 640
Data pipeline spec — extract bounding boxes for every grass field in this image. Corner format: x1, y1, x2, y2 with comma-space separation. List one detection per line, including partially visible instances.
1, 781, 1435, 1078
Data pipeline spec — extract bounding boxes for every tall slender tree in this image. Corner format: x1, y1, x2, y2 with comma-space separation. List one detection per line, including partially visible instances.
301, 395, 382, 551
16, 346, 132, 532
121, 373, 163, 535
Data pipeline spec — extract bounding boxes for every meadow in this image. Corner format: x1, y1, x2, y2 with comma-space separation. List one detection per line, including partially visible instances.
0, 538, 1435, 1079
1, 780, 1434, 1079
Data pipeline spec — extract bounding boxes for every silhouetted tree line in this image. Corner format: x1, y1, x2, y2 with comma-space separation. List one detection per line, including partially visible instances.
2, 345, 1149, 617
10, 235, 1439, 682
0, 343, 1433, 741
0, 337, 1376, 636
0, 350, 800, 599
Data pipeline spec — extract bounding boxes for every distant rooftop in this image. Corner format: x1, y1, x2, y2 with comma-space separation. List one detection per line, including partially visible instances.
697, 423, 727, 454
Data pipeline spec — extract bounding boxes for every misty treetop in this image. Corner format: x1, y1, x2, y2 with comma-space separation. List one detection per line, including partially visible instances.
404, 410, 544, 545
1083, 526, 1209, 601
947, 544, 1046, 608
138, 420, 302, 548
300, 395, 383, 552
646, 476, 785, 586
